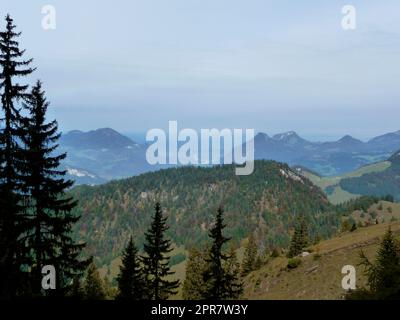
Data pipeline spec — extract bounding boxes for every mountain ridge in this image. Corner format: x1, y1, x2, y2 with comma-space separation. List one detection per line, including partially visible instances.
60, 128, 400, 184
70, 160, 340, 267
249, 129, 400, 176
60, 127, 139, 150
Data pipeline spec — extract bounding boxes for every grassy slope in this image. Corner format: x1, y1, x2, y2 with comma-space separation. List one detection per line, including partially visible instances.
301, 161, 391, 204
98, 200, 400, 300
243, 218, 400, 300
352, 201, 400, 224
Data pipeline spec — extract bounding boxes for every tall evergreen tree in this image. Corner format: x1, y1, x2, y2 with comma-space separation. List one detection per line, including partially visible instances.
83, 261, 106, 300
20, 81, 87, 295
116, 236, 145, 300
103, 274, 115, 300
203, 207, 242, 300
287, 228, 300, 258
0, 14, 34, 298
287, 214, 308, 258
368, 228, 400, 298
182, 247, 208, 300
241, 233, 258, 275
142, 202, 179, 300
347, 228, 400, 299
224, 247, 243, 299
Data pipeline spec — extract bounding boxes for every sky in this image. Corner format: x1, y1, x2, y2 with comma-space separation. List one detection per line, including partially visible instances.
1, 0, 400, 141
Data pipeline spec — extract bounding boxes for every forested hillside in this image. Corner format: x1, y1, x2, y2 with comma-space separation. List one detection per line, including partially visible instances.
70, 160, 341, 267
339, 151, 400, 201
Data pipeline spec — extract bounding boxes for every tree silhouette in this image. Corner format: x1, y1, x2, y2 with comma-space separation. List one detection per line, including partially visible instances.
142, 202, 179, 300
20, 81, 88, 295
347, 228, 400, 300
116, 236, 145, 300
203, 207, 242, 300
83, 261, 106, 300
0, 14, 34, 298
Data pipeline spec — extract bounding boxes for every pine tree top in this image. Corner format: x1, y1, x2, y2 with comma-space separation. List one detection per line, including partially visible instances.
209, 206, 231, 247
0, 14, 34, 67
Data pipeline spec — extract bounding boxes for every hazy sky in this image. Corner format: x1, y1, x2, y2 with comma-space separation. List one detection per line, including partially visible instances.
2, 0, 400, 140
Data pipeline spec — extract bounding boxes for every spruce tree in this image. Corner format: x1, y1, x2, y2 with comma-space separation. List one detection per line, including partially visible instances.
241, 233, 258, 275
20, 81, 88, 295
288, 230, 299, 258
287, 215, 308, 258
203, 206, 242, 300
363, 228, 400, 298
142, 202, 179, 300
298, 216, 308, 250
83, 261, 106, 300
370, 228, 400, 298
182, 247, 208, 300
347, 228, 400, 299
224, 247, 243, 299
0, 14, 34, 298
116, 236, 145, 300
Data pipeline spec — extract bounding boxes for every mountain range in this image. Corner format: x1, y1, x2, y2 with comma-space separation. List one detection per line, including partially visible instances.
251, 130, 400, 176
59, 128, 400, 184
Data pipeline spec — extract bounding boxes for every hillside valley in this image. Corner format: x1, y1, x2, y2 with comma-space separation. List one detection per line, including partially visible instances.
70, 160, 340, 268
295, 150, 400, 204
66, 148, 400, 300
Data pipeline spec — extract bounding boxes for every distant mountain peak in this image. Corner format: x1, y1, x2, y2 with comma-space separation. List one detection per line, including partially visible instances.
273, 131, 298, 140
61, 127, 138, 150
255, 132, 270, 142
94, 127, 120, 135
272, 131, 309, 146
340, 134, 353, 140
338, 135, 362, 144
